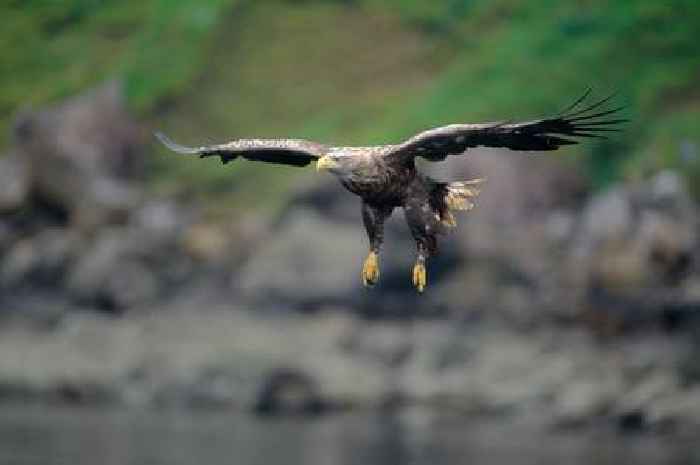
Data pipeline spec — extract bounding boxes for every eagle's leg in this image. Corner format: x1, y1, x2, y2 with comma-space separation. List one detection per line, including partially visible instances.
361, 202, 393, 287
412, 244, 428, 294
403, 197, 440, 294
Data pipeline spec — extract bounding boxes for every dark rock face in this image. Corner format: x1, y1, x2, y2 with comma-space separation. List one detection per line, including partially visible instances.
567, 171, 698, 334
13, 81, 143, 230
0, 83, 199, 313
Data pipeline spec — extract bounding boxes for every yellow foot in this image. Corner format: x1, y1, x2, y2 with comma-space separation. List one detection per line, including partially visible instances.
362, 251, 380, 287
412, 262, 427, 293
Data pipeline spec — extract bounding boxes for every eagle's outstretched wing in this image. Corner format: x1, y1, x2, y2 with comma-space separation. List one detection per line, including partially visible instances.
155, 132, 328, 167
387, 90, 626, 163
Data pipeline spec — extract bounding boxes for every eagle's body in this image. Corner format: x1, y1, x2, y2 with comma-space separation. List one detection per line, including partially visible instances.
157, 91, 624, 292
331, 146, 404, 202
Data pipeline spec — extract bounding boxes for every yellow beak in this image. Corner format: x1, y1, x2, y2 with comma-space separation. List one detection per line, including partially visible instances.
316, 155, 339, 172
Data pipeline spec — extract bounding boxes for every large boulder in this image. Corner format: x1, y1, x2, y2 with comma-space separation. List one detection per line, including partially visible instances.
12, 81, 144, 230
66, 217, 193, 312
419, 150, 589, 320
0, 228, 79, 290
426, 154, 699, 326
235, 207, 361, 306
565, 171, 698, 331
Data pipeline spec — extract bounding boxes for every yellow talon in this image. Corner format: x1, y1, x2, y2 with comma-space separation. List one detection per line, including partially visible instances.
412, 262, 427, 293
362, 251, 380, 287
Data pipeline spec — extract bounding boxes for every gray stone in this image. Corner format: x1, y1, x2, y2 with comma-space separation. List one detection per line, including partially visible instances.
235, 208, 361, 304
0, 228, 78, 287
131, 199, 188, 239
13, 81, 144, 230
553, 380, 615, 427
578, 187, 633, 244
0, 152, 30, 213
66, 228, 169, 309
648, 388, 700, 428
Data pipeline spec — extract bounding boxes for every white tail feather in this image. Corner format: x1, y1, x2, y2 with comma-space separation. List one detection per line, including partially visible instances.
440, 178, 485, 227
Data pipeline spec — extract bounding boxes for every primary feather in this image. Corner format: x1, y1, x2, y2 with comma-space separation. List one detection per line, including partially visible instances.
388, 91, 626, 162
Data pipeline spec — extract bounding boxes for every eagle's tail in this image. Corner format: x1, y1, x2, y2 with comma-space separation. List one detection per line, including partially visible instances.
438, 178, 485, 228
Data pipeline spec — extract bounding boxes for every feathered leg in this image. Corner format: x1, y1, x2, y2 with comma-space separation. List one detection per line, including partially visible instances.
361, 202, 393, 287
404, 198, 440, 294
402, 176, 483, 293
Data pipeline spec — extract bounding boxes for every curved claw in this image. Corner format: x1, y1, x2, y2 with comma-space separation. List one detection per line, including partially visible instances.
362, 251, 380, 287
412, 262, 427, 293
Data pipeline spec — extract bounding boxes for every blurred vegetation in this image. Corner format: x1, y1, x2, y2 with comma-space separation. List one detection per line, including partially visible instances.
2, 0, 699, 204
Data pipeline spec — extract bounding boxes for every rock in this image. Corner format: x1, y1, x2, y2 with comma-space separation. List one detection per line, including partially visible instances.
253, 368, 328, 415
66, 227, 180, 311
284, 178, 360, 224
0, 152, 30, 213
184, 367, 241, 408
567, 187, 639, 295
578, 187, 633, 244
638, 212, 694, 284
647, 387, 700, 429
131, 199, 188, 239
415, 164, 700, 326
0, 228, 78, 289
0, 221, 14, 254
566, 171, 699, 331
648, 170, 691, 208
616, 410, 647, 432
75, 177, 141, 229
617, 372, 680, 413
0, 300, 699, 433
443, 150, 588, 258
13, 81, 144, 230
614, 372, 681, 432
235, 208, 361, 306
553, 380, 613, 428
101, 260, 161, 310
419, 151, 590, 321
342, 322, 412, 367
0, 239, 37, 288
50, 380, 115, 405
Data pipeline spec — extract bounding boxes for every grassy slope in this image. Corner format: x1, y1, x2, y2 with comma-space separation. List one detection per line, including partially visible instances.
0, 0, 237, 145
2, 0, 699, 204
149, 1, 451, 211
365, 0, 700, 188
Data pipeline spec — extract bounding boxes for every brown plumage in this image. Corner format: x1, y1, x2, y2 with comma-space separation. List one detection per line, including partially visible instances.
156, 90, 624, 293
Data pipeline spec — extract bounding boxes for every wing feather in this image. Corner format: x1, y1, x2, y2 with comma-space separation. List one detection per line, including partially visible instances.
387, 92, 627, 162
155, 132, 328, 167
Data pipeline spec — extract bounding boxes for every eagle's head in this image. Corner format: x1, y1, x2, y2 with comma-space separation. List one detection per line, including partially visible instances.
316, 148, 375, 180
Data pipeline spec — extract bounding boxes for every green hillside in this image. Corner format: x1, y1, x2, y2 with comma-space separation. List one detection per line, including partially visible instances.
3, 0, 699, 203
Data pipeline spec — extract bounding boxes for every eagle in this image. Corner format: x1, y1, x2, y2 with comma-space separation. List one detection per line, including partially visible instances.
156, 90, 624, 293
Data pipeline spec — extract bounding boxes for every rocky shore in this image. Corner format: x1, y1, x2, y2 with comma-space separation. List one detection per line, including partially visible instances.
1, 83, 699, 432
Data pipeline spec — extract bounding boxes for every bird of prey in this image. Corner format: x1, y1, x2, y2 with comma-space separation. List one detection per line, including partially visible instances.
156, 91, 624, 293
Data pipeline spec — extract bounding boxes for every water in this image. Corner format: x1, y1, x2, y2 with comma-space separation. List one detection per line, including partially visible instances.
0, 405, 697, 465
